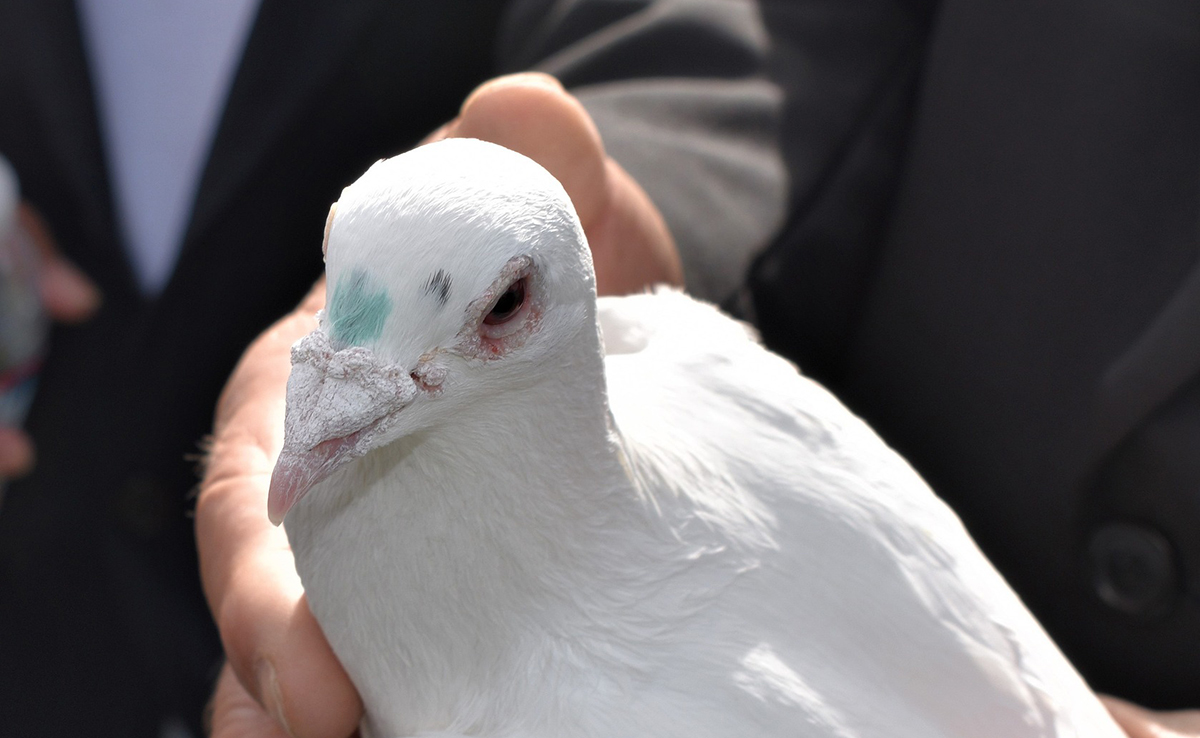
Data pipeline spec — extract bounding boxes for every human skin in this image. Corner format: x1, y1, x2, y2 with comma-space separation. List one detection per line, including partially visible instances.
1103, 697, 1200, 738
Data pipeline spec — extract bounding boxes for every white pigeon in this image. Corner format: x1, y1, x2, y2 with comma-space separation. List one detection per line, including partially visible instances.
270, 138, 1125, 738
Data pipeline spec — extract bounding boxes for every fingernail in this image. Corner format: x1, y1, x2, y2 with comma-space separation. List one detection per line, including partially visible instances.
256, 660, 295, 738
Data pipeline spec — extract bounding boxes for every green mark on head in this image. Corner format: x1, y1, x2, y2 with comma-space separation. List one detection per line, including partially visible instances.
329, 269, 392, 347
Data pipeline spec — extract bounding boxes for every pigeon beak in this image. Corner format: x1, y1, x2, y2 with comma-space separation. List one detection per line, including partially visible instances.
268, 331, 417, 525
268, 431, 367, 526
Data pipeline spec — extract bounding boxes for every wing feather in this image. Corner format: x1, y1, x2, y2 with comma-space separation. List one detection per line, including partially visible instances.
597, 289, 1122, 738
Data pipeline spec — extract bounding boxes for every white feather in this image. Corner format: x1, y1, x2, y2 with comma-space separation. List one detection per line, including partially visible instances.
279, 139, 1124, 738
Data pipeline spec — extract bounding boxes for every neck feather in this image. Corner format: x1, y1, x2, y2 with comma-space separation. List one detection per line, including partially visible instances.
287, 321, 662, 734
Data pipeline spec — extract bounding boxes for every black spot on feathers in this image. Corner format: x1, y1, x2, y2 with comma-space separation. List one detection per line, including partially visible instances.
423, 269, 452, 307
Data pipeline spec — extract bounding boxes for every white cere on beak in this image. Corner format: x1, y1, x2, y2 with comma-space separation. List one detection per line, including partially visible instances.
268, 328, 421, 524
285, 329, 417, 453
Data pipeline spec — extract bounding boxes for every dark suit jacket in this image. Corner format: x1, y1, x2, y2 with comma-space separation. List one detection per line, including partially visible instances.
0, 1, 780, 734
749, 0, 1200, 710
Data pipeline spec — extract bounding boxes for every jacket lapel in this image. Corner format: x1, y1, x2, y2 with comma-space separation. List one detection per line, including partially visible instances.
13, 0, 137, 300
174, 0, 378, 265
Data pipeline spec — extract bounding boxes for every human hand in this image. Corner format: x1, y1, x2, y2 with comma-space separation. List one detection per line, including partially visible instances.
207, 662, 308, 738
0, 203, 100, 478
1104, 696, 1200, 738
198, 72, 680, 738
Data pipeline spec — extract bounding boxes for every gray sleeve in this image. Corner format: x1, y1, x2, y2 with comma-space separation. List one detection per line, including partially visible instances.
495, 0, 788, 304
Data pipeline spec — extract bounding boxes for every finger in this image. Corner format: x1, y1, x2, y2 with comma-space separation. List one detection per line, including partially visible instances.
0, 426, 34, 478
420, 120, 456, 146
18, 204, 101, 322
588, 157, 682, 295
1102, 695, 1200, 738
198, 282, 363, 738
209, 662, 296, 738
40, 254, 102, 322
445, 72, 608, 229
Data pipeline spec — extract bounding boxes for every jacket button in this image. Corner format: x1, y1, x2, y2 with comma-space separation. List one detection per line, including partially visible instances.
1087, 522, 1178, 619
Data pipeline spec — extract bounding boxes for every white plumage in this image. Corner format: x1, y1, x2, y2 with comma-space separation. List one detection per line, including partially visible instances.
271, 138, 1124, 738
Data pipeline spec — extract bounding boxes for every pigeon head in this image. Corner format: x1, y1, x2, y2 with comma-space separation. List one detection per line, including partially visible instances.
268, 139, 598, 524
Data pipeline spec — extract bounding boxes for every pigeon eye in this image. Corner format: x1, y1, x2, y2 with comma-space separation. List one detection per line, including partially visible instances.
483, 278, 526, 326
